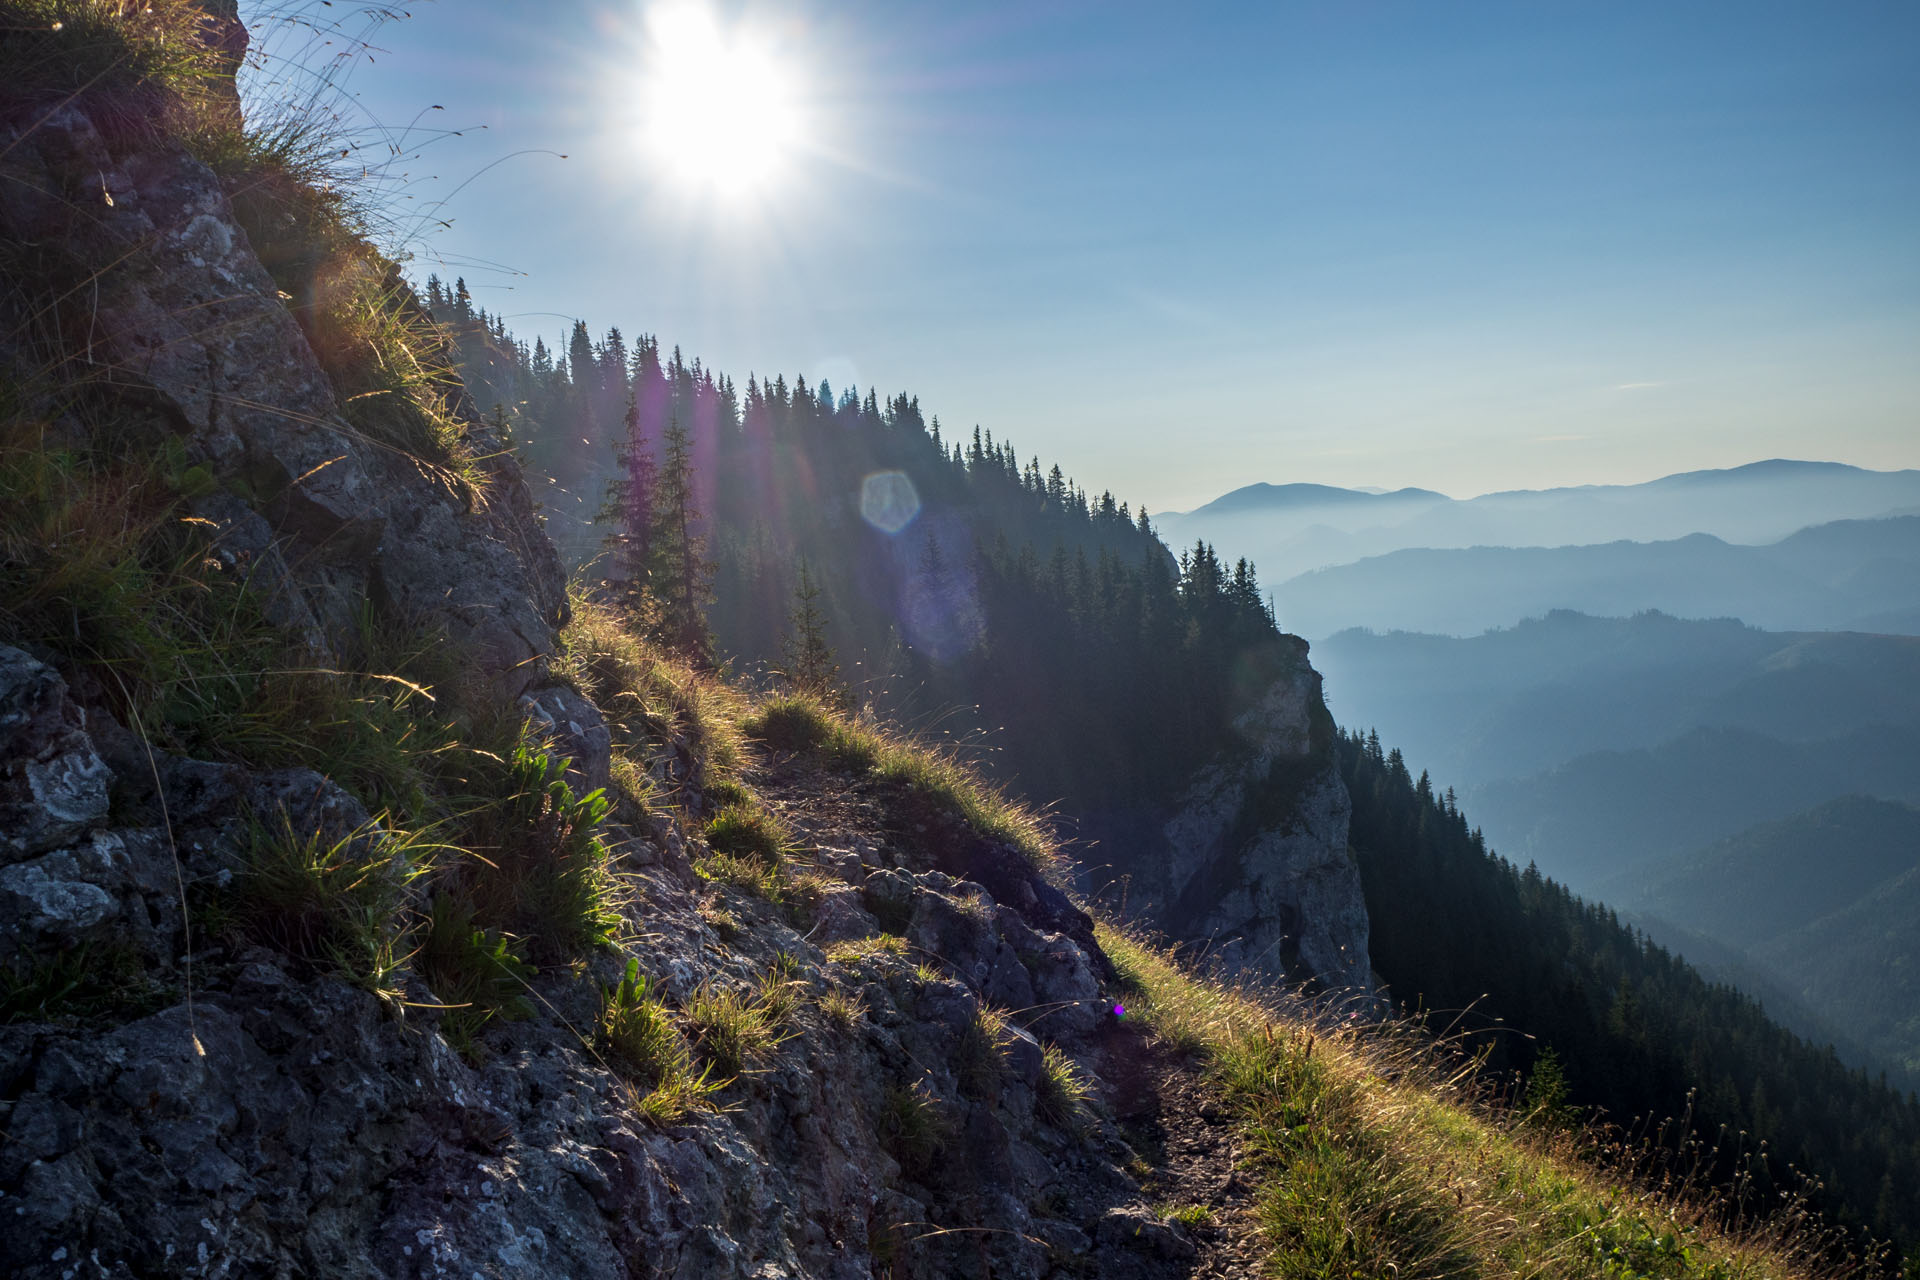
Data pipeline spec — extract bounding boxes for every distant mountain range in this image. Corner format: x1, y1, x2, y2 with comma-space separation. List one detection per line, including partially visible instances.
1158, 459, 1920, 587
1316, 610, 1920, 796
1318, 610, 1920, 1086
1604, 796, 1920, 1087
1271, 514, 1920, 640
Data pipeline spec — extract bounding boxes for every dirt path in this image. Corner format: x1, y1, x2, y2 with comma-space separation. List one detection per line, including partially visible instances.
1093, 1023, 1268, 1278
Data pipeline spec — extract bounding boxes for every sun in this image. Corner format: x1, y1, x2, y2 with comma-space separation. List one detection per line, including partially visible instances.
640, 4, 805, 199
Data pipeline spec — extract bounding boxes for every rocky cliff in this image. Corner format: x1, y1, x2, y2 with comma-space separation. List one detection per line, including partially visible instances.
1127, 645, 1374, 998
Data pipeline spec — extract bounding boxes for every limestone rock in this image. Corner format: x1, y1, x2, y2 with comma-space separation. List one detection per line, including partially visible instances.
0, 646, 113, 862
1146, 651, 1375, 998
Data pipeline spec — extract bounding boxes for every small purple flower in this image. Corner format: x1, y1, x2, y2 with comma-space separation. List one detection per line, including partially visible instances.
1112, 1003, 1127, 1019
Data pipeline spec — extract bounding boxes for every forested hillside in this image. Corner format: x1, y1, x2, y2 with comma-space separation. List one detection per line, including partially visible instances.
427, 286, 1298, 840
430, 294, 1920, 1261
1610, 797, 1920, 1085
1342, 730, 1920, 1253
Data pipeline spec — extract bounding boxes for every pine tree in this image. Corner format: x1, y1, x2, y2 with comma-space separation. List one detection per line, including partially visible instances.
598, 392, 659, 620
649, 413, 714, 665
779, 558, 843, 706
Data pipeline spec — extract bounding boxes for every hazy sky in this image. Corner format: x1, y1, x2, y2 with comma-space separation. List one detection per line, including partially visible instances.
272, 1, 1920, 512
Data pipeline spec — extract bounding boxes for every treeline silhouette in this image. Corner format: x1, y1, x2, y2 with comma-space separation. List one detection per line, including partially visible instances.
1342, 728, 1920, 1255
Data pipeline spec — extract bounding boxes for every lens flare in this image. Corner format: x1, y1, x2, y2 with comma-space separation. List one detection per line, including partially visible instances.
859, 471, 921, 535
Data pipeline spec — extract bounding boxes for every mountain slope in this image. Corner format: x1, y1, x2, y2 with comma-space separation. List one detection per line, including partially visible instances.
1272, 516, 1920, 639
1601, 797, 1920, 1086
1761, 865, 1920, 1081
1608, 796, 1920, 943
1341, 732, 1920, 1253
1467, 724, 1920, 888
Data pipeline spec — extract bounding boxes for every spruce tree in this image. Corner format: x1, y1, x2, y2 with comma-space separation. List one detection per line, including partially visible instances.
779, 558, 843, 706
649, 413, 714, 665
598, 393, 658, 621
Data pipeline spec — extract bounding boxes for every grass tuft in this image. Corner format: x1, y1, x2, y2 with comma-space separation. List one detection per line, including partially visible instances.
0, 942, 170, 1025
956, 1004, 1011, 1099
882, 1079, 951, 1178
418, 897, 533, 1062
704, 802, 791, 865
454, 739, 617, 961
683, 977, 788, 1078
825, 934, 909, 967
1036, 1041, 1094, 1130
599, 957, 719, 1124
229, 816, 429, 997
820, 985, 863, 1031
742, 693, 1058, 872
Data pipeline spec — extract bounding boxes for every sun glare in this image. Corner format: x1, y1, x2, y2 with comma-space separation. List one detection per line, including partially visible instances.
641, 5, 805, 199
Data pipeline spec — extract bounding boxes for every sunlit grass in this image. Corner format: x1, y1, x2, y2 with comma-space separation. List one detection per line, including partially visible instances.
742, 692, 1058, 873
1098, 923, 1844, 1280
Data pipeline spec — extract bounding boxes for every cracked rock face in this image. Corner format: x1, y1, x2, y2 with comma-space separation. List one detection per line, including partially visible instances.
1147, 655, 1375, 998
0, 92, 593, 766
1, 647, 115, 862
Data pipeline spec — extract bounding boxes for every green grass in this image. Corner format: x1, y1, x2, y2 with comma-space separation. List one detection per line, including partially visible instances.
1098, 923, 1840, 1280
1036, 1041, 1093, 1130
824, 933, 910, 966
418, 898, 534, 1062
684, 978, 789, 1078
452, 740, 618, 962
599, 957, 720, 1125
882, 1079, 951, 1179
696, 849, 786, 902
0, 943, 171, 1025
956, 1005, 1012, 1099
704, 802, 791, 864
555, 595, 750, 809
742, 693, 1058, 873
1160, 1203, 1214, 1229
820, 985, 864, 1031
0, 0, 225, 131
229, 818, 430, 997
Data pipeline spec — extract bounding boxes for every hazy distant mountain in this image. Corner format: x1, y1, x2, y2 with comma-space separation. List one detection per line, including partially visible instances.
1604, 797, 1920, 1086
1272, 515, 1920, 640
1606, 796, 1920, 942
1159, 459, 1920, 581
1761, 864, 1920, 1082
1316, 610, 1920, 792
1467, 724, 1920, 889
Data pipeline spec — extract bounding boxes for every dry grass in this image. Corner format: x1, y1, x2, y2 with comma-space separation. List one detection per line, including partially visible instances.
556, 594, 750, 807
742, 692, 1058, 873
1097, 923, 1856, 1280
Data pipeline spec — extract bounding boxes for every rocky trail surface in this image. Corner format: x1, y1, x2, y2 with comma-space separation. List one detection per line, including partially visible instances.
748, 746, 1268, 1279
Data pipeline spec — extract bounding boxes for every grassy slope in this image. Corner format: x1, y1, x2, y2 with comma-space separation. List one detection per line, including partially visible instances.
1099, 925, 1865, 1280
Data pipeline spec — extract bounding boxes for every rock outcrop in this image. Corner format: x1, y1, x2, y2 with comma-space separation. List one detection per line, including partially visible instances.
0, 631, 1215, 1279
0, 76, 605, 783
1138, 645, 1375, 998
0, 16, 1253, 1277
0, 11, 1379, 1276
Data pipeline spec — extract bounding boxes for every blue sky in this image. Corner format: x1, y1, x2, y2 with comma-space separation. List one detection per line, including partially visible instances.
271, 1, 1920, 511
